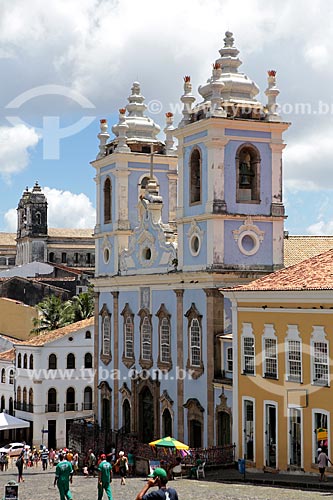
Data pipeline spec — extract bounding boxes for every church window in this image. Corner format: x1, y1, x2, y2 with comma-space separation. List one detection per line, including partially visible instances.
142, 317, 152, 360
104, 248, 110, 264
35, 212, 41, 225
62, 252, 67, 263
143, 247, 151, 261
102, 316, 111, 357
141, 177, 149, 189
86, 253, 91, 264
185, 304, 203, 378
74, 253, 79, 264
236, 144, 261, 203
189, 148, 201, 204
84, 353, 93, 369
85, 330, 91, 339
138, 309, 153, 369
1, 369, 5, 384
23, 354, 27, 369
156, 304, 172, 370
29, 354, 33, 370
121, 303, 135, 367
49, 252, 55, 262
104, 177, 112, 224
17, 354, 21, 368
100, 304, 112, 364
9, 370, 14, 385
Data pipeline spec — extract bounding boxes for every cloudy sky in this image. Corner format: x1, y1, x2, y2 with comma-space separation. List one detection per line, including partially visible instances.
0, 0, 332, 234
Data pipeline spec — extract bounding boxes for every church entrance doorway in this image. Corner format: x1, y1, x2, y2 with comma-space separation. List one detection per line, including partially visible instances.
139, 386, 154, 443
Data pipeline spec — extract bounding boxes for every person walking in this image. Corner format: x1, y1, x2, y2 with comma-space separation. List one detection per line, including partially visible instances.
41, 446, 49, 470
54, 452, 74, 500
114, 451, 128, 485
15, 451, 24, 483
97, 453, 113, 500
88, 448, 97, 477
135, 467, 179, 500
318, 448, 333, 481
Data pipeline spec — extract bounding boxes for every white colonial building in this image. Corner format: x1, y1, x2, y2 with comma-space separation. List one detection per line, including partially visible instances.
11, 317, 94, 448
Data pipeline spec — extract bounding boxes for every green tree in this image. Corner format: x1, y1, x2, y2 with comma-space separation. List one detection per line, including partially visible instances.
70, 288, 94, 322
31, 295, 73, 335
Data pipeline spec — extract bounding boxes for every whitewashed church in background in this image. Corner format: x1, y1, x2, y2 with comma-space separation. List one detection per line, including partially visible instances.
92, 32, 289, 447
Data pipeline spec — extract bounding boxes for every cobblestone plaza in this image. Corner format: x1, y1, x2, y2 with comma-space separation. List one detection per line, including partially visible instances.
0, 465, 330, 500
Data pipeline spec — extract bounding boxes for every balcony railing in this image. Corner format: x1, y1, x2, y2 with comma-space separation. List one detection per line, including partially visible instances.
14, 402, 34, 413
81, 402, 93, 411
45, 403, 59, 413
64, 403, 78, 412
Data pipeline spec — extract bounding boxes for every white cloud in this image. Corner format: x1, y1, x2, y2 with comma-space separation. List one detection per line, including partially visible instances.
307, 220, 333, 236
304, 44, 330, 70
0, 124, 39, 181
284, 128, 333, 190
4, 187, 95, 231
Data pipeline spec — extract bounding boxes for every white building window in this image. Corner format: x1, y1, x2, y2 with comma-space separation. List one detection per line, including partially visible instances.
241, 323, 255, 375
285, 325, 302, 383
125, 316, 134, 359
311, 326, 329, 387
190, 319, 201, 367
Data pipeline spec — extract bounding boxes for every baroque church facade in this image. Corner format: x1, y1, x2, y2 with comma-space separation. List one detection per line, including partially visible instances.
92, 32, 289, 447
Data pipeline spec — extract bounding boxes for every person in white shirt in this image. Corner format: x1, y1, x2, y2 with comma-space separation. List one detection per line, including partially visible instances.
318, 448, 332, 482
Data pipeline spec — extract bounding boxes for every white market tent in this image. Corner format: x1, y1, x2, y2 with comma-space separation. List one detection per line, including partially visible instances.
0, 412, 30, 431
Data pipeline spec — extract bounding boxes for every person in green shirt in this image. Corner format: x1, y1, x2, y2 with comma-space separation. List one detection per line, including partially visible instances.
54, 453, 74, 500
97, 454, 113, 500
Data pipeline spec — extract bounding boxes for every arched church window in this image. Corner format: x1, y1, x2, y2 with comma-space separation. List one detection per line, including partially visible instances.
185, 303, 203, 378
190, 148, 201, 204
35, 212, 41, 225
236, 144, 261, 203
138, 309, 153, 369
104, 177, 112, 224
156, 304, 172, 370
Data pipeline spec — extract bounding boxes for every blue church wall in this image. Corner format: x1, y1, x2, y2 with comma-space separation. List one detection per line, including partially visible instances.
182, 220, 208, 267
224, 220, 273, 266
97, 235, 116, 276
182, 143, 208, 217
224, 140, 272, 215
128, 162, 170, 225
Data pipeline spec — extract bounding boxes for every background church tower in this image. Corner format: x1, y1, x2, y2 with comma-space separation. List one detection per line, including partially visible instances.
91, 82, 178, 277
175, 31, 289, 274
16, 181, 48, 265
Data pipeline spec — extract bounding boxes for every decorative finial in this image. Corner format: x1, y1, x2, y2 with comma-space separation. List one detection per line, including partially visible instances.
164, 112, 176, 155
179, 75, 196, 127
96, 118, 110, 159
114, 110, 130, 153
32, 181, 42, 192
265, 70, 281, 122
224, 31, 234, 47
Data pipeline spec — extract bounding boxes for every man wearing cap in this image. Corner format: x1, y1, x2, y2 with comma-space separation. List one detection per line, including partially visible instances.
97, 453, 113, 500
135, 467, 179, 500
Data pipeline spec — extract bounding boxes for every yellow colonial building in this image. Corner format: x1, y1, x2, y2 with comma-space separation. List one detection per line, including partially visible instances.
224, 249, 333, 472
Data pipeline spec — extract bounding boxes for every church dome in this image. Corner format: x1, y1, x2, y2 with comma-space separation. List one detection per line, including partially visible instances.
112, 82, 161, 147
197, 32, 262, 114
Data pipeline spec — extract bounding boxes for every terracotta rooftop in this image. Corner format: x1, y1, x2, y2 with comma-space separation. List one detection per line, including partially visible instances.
0, 233, 16, 246
229, 248, 333, 292
48, 228, 93, 238
0, 348, 15, 361
19, 317, 94, 347
284, 235, 333, 267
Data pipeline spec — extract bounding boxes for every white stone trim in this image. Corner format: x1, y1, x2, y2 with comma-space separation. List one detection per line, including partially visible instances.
231, 299, 239, 453
232, 217, 264, 256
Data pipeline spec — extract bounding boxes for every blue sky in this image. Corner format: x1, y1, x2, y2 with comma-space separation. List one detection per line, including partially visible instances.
0, 0, 333, 235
